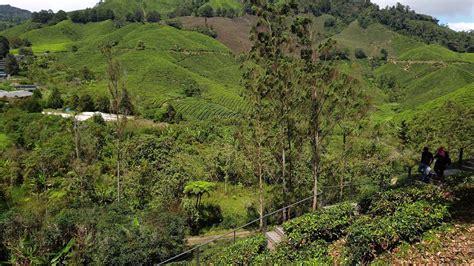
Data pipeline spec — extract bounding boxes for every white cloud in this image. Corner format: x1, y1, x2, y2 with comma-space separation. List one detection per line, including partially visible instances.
372, 0, 474, 19
0, 0, 99, 12
448, 22, 474, 32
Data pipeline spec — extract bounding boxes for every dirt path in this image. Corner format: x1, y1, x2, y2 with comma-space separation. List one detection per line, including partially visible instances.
186, 230, 253, 246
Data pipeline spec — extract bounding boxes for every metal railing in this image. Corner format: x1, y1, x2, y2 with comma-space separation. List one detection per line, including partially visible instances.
159, 192, 321, 265
159, 180, 379, 265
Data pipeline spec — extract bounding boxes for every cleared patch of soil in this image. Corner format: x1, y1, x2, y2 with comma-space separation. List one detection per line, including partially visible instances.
178, 15, 257, 54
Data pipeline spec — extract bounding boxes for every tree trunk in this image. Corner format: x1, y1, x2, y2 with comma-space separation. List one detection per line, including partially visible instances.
116, 114, 121, 202
312, 129, 320, 211
74, 116, 80, 160
282, 148, 287, 221
312, 90, 320, 211
258, 143, 264, 230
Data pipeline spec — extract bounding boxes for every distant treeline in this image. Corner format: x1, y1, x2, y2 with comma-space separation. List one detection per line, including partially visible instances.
296, 0, 473, 52
30, 0, 473, 53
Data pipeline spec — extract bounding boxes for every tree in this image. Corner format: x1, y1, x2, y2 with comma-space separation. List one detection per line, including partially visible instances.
80, 66, 95, 81
68, 93, 80, 110
47, 88, 64, 109
134, 10, 144, 22
54, 10, 68, 23
32, 89, 42, 100
31, 10, 54, 24
95, 96, 110, 113
18, 47, 33, 56
0, 36, 9, 58
119, 88, 134, 115
146, 11, 161, 23
293, 17, 367, 210
5, 54, 19, 75
183, 181, 216, 208
78, 94, 95, 112
102, 46, 129, 202
184, 80, 201, 97
198, 5, 214, 18
380, 48, 388, 61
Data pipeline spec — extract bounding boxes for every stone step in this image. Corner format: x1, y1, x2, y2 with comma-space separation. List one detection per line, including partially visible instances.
461, 165, 474, 172
274, 226, 286, 238
265, 231, 284, 251
463, 160, 474, 168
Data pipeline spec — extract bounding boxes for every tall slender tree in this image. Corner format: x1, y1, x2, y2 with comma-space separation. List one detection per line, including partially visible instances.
292, 18, 367, 209
101, 46, 129, 202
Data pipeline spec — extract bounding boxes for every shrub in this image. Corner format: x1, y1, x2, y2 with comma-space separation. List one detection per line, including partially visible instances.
184, 81, 202, 97
361, 185, 446, 216
283, 202, 356, 247
344, 216, 397, 264
344, 201, 450, 264
354, 48, 367, 59
262, 239, 331, 264
192, 27, 217, 39
212, 235, 267, 264
324, 17, 336, 27
391, 200, 450, 242
166, 21, 183, 30
136, 41, 145, 50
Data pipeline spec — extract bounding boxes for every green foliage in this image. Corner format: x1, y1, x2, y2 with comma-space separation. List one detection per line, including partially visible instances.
0, 35, 9, 58
262, 240, 331, 264
5, 54, 19, 75
344, 200, 450, 264
184, 181, 217, 200
210, 234, 267, 264
78, 94, 95, 112
283, 203, 357, 247
354, 48, 367, 59
46, 88, 64, 109
359, 184, 446, 216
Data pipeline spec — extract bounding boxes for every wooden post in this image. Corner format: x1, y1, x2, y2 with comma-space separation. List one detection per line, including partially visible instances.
459, 148, 464, 167
233, 230, 236, 244
408, 166, 412, 179
196, 247, 200, 266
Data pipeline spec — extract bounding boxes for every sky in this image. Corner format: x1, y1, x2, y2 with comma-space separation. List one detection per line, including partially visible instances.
0, 0, 473, 31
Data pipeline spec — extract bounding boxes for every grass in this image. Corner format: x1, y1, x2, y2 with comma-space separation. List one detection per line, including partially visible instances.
0, 133, 11, 150
399, 44, 474, 63
332, 21, 423, 58
375, 61, 474, 110
201, 183, 273, 233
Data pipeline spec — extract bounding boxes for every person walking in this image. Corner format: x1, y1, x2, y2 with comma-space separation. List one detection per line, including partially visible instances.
434, 146, 451, 179
418, 147, 434, 182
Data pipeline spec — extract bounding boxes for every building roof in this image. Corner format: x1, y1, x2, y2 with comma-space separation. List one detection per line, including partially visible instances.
0, 90, 33, 98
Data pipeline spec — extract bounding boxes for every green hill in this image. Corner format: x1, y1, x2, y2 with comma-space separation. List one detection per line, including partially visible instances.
95, 0, 242, 17
0, 5, 31, 30
3, 19, 247, 120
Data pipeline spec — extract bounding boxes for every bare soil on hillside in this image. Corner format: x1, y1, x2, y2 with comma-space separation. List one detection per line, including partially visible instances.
178, 15, 257, 54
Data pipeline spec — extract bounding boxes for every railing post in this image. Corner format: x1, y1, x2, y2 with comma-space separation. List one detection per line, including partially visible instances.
459, 148, 464, 167
263, 215, 267, 233
196, 247, 200, 266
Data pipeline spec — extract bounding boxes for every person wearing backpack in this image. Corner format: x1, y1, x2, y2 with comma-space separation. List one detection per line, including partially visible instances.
434, 146, 451, 179
418, 147, 434, 182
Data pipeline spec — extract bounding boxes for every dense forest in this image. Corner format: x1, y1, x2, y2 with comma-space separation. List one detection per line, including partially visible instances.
0, 0, 473, 264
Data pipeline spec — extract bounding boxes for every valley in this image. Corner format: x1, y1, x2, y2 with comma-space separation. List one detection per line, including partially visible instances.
0, 0, 472, 264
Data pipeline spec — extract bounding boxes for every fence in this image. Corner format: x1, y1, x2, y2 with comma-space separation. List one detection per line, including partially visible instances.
159, 180, 379, 265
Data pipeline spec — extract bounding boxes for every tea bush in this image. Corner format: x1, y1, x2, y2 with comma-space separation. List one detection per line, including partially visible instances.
211, 234, 267, 264
258, 239, 332, 264
344, 200, 450, 264
283, 203, 357, 247
360, 185, 446, 216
